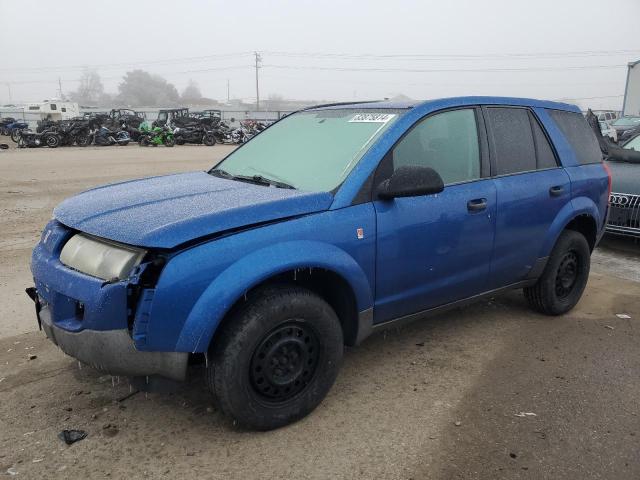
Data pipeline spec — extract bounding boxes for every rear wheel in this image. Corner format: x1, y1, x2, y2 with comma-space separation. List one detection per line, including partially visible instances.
76, 134, 91, 147
203, 134, 216, 146
207, 285, 343, 430
164, 136, 175, 147
139, 136, 150, 147
523, 230, 590, 315
45, 134, 60, 148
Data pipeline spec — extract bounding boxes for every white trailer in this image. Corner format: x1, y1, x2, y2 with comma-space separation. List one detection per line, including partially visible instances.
23, 100, 80, 123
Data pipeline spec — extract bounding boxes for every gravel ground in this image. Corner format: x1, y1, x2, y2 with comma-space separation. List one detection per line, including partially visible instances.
1, 142, 639, 479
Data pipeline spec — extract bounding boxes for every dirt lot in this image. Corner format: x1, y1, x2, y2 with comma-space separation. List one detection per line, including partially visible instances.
1, 143, 639, 479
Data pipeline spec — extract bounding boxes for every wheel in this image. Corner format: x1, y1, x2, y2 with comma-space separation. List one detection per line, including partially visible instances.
175, 137, 185, 145
119, 141, 129, 146
45, 134, 60, 148
207, 285, 343, 430
76, 134, 91, 147
524, 230, 591, 315
10, 130, 21, 143
139, 137, 150, 147
203, 134, 216, 146
164, 136, 175, 147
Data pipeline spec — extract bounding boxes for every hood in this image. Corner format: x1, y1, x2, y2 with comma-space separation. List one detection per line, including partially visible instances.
606, 160, 640, 195
54, 172, 334, 248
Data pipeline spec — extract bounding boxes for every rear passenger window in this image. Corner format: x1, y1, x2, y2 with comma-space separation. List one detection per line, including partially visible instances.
529, 113, 558, 169
547, 110, 602, 164
485, 107, 536, 175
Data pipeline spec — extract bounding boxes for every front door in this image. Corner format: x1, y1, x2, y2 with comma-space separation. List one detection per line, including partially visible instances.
373, 108, 496, 323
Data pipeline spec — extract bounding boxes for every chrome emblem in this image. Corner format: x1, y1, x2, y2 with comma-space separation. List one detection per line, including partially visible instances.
609, 194, 630, 206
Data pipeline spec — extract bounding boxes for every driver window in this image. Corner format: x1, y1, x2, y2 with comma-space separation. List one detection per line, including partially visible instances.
392, 109, 480, 185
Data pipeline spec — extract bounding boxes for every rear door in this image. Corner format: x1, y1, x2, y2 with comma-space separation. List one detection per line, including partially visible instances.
483, 106, 571, 289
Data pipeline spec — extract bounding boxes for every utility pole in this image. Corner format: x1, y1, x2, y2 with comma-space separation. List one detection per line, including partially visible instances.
227, 79, 230, 103
5, 83, 12, 103
58, 77, 63, 100
254, 51, 262, 111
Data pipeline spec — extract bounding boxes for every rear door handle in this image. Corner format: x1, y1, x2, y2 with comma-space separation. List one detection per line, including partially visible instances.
467, 198, 487, 212
549, 185, 564, 197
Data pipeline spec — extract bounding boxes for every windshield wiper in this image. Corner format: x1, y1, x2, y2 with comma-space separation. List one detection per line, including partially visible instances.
209, 169, 296, 189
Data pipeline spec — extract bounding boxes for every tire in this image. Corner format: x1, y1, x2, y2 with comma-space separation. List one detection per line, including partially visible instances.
164, 136, 175, 147
11, 130, 21, 143
175, 137, 185, 145
76, 134, 91, 147
523, 230, 591, 315
207, 285, 343, 430
45, 134, 60, 148
119, 141, 129, 146
203, 134, 216, 146
139, 137, 150, 147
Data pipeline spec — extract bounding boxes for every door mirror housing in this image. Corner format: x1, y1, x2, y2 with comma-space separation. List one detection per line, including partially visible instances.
377, 165, 445, 199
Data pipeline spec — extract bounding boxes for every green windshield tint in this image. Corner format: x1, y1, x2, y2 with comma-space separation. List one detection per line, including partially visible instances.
214, 109, 402, 191
624, 135, 640, 150
613, 117, 640, 126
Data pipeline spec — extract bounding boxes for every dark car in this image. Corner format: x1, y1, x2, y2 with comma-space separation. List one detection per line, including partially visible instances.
612, 116, 640, 143
605, 134, 640, 236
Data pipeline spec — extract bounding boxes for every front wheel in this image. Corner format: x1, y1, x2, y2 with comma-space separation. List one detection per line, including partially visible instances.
45, 134, 60, 148
203, 134, 216, 146
207, 285, 343, 430
164, 136, 175, 147
139, 136, 150, 147
523, 230, 591, 315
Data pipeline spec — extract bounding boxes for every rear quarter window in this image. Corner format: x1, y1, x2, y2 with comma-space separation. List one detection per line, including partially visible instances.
547, 110, 602, 165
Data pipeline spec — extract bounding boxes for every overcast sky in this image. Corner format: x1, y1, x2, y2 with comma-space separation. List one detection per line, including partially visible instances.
1, 0, 639, 109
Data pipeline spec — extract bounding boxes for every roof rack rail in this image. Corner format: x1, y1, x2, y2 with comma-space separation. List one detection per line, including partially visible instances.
299, 100, 384, 111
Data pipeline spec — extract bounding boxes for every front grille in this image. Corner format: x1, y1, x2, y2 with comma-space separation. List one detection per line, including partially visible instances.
607, 192, 640, 234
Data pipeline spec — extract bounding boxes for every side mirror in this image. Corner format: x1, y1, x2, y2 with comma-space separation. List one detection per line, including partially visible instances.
377, 165, 444, 200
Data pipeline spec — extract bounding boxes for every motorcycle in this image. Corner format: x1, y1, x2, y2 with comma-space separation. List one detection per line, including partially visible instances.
51, 120, 92, 146
174, 124, 216, 146
91, 126, 130, 146
16, 129, 61, 148
138, 125, 175, 147
0, 117, 17, 136
7, 121, 29, 143
213, 122, 249, 145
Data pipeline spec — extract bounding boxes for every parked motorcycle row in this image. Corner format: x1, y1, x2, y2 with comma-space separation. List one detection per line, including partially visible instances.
0, 110, 269, 149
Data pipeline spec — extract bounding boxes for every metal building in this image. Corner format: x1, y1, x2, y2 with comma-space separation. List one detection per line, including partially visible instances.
622, 60, 640, 116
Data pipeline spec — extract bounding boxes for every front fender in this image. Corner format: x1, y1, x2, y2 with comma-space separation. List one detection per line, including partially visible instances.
541, 195, 602, 257
175, 240, 374, 352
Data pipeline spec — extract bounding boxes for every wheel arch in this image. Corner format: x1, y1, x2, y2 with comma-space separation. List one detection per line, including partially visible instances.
175, 241, 374, 352
542, 197, 602, 257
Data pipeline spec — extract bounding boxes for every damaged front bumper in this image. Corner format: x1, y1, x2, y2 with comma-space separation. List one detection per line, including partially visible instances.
28, 220, 187, 381
27, 289, 188, 382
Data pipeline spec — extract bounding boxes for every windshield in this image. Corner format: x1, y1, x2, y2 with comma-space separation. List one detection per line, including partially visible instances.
613, 117, 640, 126
211, 109, 403, 191
623, 135, 640, 150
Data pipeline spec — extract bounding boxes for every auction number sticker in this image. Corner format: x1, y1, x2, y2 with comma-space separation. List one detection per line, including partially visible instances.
349, 113, 396, 123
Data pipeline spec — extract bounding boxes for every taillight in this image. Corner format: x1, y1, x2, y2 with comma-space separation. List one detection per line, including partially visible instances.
602, 161, 612, 201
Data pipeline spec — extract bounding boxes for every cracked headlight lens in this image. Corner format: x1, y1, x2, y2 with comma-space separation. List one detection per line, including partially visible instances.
59, 233, 146, 281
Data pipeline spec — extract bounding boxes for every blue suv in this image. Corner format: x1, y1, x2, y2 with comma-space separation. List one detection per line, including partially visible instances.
28, 97, 610, 429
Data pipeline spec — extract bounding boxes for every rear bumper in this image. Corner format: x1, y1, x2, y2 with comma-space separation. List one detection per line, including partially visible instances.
38, 299, 188, 381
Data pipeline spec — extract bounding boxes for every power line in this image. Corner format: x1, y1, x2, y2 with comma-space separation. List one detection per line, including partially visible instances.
262, 64, 627, 73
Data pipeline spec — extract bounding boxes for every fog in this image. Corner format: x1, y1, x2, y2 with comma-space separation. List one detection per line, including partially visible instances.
1, 0, 639, 109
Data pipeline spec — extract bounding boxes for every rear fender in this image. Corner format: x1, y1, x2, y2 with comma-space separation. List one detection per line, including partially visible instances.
175, 240, 374, 352
541, 196, 601, 257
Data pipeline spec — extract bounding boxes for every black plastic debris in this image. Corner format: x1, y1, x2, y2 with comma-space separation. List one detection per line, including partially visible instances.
58, 429, 88, 445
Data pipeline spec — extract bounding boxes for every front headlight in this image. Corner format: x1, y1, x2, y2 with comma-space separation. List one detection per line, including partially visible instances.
59, 233, 146, 281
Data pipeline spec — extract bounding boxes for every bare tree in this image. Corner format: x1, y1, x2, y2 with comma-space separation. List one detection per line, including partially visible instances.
181, 79, 203, 104
69, 69, 104, 105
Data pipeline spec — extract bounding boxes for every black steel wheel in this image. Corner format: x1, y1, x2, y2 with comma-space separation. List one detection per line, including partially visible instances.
524, 230, 590, 315
207, 285, 343, 430
250, 321, 321, 402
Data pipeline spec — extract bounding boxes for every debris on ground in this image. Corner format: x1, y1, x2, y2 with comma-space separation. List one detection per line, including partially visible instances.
102, 424, 119, 437
616, 314, 631, 319
58, 429, 88, 445
605, 325, 615, 330
6, 467, 18, 476
28, 354, 37, 360
454, 421, 462, 427
515, 412, 537, 418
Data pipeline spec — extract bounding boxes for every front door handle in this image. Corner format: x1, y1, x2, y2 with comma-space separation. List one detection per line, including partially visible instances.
549, 185, 564, 197
467, 198, 487, 212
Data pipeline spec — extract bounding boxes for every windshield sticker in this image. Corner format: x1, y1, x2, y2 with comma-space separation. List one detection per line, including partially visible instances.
349, 113, 396, 123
